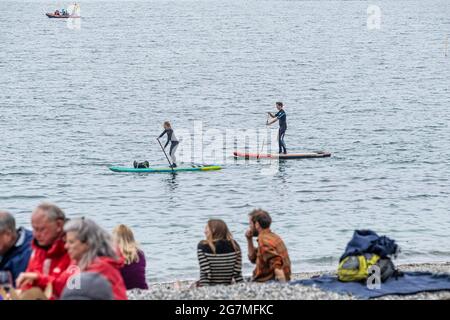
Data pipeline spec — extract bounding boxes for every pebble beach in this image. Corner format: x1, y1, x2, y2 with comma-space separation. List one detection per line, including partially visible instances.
128, 262, 450, 300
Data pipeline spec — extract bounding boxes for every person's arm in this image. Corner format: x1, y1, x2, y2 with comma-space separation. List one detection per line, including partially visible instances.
259, 241, 286, 282
274, 268, 286, 282
245, 229, 257, 263
266, 118, 278, 126
16, 272, 40, 288
158, 129, 167, 140
197, 244, 210, 287
232, 248, 244, 283
267, 112, 276, 118
11, 248, 32, 284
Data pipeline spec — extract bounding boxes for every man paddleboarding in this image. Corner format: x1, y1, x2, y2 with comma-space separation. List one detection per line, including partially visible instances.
267, 102, 287, 154
158, 121, 179, 168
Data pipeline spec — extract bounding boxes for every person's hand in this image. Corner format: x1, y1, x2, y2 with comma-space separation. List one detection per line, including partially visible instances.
274, 268, 286, 282
245, 229, 253, 240
15, 272, 39, 288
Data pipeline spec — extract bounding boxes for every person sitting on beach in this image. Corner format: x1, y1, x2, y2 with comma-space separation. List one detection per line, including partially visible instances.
61, 218, 127, 300
0, 211, 33, 285
197, 219, 243, 286
16, 203, 72, 298
112, 224, 148, 290
245, 209, 291, 282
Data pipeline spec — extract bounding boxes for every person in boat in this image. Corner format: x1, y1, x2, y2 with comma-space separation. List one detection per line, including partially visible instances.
54, 10, 60, 15
267, 102, 287, 154
158, 121, 179, 168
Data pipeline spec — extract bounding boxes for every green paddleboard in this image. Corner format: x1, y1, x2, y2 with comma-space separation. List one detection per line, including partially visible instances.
109, 165, 221, 173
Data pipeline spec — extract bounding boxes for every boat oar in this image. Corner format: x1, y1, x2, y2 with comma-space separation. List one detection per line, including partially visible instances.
258, 114, 269, 159
157, 138, 174, 172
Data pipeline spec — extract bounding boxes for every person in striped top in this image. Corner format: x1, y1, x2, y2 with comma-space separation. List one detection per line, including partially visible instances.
196, 219, 244, 286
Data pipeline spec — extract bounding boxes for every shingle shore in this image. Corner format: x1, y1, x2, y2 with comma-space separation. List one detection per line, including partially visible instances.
127, 262, 450, 300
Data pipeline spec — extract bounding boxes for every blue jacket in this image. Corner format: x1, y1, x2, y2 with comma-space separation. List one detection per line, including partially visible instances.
340, 230, 398, 261
0, 227, 33, 285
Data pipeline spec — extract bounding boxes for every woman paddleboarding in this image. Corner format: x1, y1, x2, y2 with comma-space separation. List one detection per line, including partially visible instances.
158, 121, 179, 168
267, 102, 287, 154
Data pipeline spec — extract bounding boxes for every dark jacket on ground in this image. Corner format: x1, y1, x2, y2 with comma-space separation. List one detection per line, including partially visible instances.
0, 227, 33, 285
340, 230, 399, 261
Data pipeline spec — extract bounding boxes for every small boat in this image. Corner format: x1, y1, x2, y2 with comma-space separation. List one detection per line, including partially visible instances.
46, 13, 80, 18
109, 165, 222, 173
233, 151, 331, 159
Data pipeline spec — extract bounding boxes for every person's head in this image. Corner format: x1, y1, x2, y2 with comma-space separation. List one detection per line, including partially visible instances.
204, 219, 239, 254
276, 102, 283, 111
31, 203, 66, 247
248, 209, 272, 237
163, 121, 171, 129
64, 218, 117, 270
60, 272, 113, 300
112, 224, 140, 265
0, 211, 18, 256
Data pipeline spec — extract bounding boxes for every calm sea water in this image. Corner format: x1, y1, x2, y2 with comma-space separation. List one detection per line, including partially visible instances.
1, 0, 449, 282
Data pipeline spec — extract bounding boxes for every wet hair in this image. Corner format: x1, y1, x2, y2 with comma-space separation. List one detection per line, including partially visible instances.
276, 102, 283, 108
0, 211, 16, 234
163, 121, 171, 128
203, 219, 240, 254
64, 218, 118, 270
112, 224, 140, 265
249, 209, 272, 229
35, 203, 66, 222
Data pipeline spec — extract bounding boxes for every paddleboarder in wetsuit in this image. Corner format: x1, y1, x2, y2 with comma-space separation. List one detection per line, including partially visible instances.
158, 121, 179, 168
267, 102, 287, 154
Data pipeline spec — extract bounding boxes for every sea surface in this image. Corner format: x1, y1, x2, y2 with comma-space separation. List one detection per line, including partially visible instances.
1, 0, 449, 282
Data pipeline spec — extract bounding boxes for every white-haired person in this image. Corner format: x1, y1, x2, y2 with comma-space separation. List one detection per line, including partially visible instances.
16, 203, 71, 298
60, 218, 127, 300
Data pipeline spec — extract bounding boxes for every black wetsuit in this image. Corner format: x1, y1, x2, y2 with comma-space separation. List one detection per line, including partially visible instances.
275, 109, 287, 154
159, 128, 179, 165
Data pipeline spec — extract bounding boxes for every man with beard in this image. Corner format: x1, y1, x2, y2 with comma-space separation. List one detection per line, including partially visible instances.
245, 209, 291, 282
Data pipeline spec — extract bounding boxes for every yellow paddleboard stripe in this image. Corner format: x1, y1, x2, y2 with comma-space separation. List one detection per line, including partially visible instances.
200, 166, 221, 171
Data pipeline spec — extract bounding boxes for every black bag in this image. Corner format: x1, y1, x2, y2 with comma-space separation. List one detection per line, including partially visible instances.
133, 161, 149, 169
376, 258, 398, 282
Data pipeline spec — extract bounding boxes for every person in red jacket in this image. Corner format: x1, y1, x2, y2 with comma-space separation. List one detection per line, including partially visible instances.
60, 218, 127, 300
16, 203, 72, 297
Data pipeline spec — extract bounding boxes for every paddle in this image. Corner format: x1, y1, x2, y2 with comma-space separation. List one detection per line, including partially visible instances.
156, 138, 174, 172
258, 113, 270, 158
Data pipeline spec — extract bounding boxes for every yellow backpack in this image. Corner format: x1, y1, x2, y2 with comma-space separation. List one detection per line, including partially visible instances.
338, 254, 380, 282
